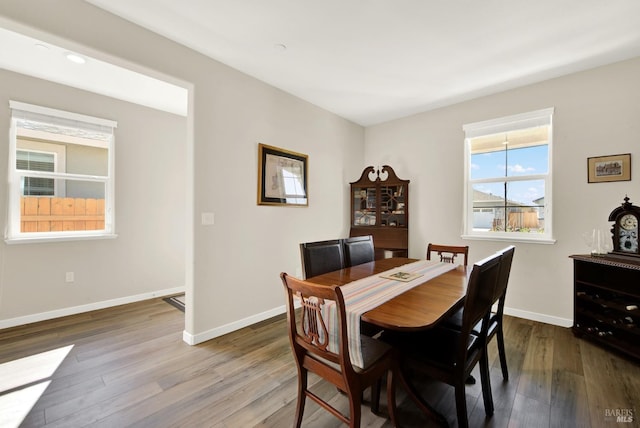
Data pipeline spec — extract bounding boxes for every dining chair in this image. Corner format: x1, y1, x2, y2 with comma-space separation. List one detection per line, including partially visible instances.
280, 272, 398, 428
343, 235, 375, 267
299, 239, 345, 279
426, 243, 469, 266
301, 238, 381, 337
426, 243, 471, 383
440, 245, 515, 381
380, 252, 503, 428
343, 235, 384, 337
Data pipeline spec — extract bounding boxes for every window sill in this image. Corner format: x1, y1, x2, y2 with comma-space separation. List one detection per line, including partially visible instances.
461, 234, 556, 245
5, 233, 118, 245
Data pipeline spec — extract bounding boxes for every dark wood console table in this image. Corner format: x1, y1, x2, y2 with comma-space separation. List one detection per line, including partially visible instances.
570, 254, 640, 360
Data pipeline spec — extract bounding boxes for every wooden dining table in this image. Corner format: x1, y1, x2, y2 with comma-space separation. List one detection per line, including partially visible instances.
305, 257, 469, 331
305, 257, 470, 426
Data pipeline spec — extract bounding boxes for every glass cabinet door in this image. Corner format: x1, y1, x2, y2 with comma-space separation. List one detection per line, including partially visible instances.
353, 186, 377, 226
379, 185, 406, 227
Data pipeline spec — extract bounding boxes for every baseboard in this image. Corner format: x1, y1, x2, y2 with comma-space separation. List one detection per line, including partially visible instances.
183, 304, 290, 345
182, 302, 574, 345
0, 286, 185, 330
504, 306, 573, 328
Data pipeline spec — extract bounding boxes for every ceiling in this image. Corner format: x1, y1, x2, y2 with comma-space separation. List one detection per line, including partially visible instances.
84, 0, 640, 126
5, 1, 640, 126
0, 25, 188, 116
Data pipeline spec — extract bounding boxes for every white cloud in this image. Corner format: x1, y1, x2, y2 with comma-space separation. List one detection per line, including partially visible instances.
508, 164, 535, 173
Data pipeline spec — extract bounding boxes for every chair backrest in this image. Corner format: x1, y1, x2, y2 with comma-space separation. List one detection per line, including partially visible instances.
459, 252, 503, 347
494, 245, 515, 313
280, 272, 353, 379
343, 235, 375, 267
427, 243, 469, 266
299, 239, 345, 279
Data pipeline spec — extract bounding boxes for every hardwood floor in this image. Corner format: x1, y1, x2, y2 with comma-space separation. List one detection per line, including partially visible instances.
0, 298, 638, 427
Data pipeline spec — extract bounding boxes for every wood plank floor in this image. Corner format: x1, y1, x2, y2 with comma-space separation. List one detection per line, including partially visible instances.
1, 298, 638, 427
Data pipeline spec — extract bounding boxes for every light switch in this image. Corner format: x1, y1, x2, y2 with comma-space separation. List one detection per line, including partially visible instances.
201, 212, 215, 225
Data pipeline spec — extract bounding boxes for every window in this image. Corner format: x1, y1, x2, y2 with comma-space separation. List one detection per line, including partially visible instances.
17, 150, 55, 195
6, 101, 117, 242
463, 108, 554, 243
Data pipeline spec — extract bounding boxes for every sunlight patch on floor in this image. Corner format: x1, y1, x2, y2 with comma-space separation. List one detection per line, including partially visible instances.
0, 345, 74, 427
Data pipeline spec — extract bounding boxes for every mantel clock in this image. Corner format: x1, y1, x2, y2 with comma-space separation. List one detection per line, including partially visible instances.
608, 196, 640, 257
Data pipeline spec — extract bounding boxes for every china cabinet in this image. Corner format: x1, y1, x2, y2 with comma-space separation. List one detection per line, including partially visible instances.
350, 165, 409, 258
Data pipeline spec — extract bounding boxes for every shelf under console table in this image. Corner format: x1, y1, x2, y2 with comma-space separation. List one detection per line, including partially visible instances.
570, 254, 640, 361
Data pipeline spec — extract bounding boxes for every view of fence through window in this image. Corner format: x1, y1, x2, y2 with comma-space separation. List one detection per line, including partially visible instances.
8, 101, 115, 238
469, 125, 549, 234
20, 195, 106, 233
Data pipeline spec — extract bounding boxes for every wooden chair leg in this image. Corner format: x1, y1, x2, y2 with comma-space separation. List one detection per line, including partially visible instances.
497, 326, 509, 381
294, 370, 307, 428
479, 351, 494, 417
454, 380, 469, 428
349, 389, 362, 428
371, 379, 381, 414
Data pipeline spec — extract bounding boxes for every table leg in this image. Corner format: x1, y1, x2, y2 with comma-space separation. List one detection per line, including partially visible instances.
397, 367, 449, 427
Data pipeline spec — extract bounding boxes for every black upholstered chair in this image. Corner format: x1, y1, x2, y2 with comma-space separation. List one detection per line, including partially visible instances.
441, 245, 515, 381
344, 235, 375, 267
380, 251, 503, 428
299, 239, 345, 279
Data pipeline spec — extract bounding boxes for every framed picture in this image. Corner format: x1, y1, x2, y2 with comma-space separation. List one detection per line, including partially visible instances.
257, 143, 308, 206
587, 153, 631, 183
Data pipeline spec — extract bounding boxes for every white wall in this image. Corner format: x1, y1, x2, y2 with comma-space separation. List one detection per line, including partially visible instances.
0, 68, 187, 326
365, 57, 640, 326
0, 1, 365, 341
5, 1, 635, 336
189, 73, 364, 340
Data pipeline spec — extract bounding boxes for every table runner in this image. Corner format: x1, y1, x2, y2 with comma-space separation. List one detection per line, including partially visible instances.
322, 259, 456, 368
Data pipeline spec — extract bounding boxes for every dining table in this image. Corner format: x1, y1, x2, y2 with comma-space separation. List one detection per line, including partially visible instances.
305, 257, 470, 426
305, 257, 468, 331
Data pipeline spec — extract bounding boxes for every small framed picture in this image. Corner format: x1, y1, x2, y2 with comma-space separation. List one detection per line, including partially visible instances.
587, 153, 631, 183
257, 143, 308, 206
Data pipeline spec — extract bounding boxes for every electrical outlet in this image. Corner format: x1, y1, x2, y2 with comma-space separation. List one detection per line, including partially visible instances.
201, 212, 215, 225
65, 272, 75, 283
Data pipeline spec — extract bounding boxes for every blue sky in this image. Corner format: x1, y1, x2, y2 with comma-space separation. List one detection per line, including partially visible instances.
470, 145, 548, 206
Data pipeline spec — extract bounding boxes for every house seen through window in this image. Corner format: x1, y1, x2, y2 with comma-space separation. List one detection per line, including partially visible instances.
7, 101, 116, 242
17, 150, 55, 195
463, 108, 554, 243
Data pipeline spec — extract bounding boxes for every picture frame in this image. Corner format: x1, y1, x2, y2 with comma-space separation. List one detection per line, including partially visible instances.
587, 153, 631, 183
257, 143, 308, 206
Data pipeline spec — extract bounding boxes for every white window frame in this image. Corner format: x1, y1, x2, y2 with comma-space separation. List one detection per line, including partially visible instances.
462, 107, 555, 244
6, 101, 117, 243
